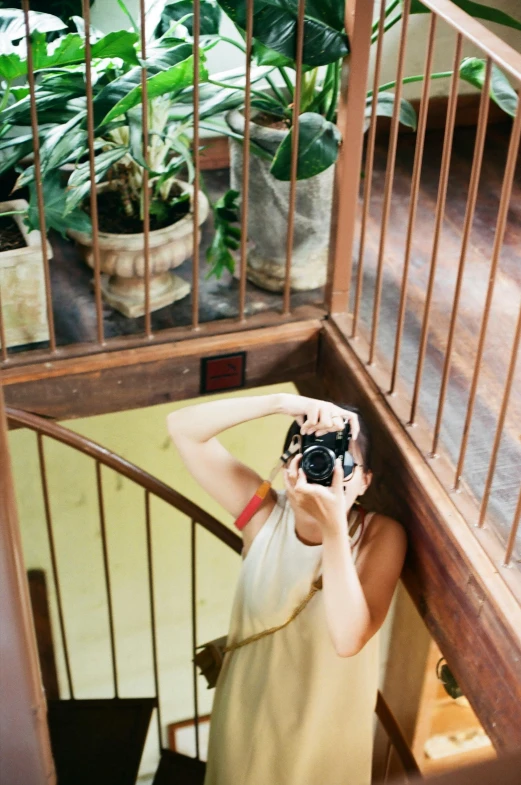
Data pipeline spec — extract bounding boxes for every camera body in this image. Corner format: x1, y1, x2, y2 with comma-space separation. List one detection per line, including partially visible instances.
301, 424, 352, 486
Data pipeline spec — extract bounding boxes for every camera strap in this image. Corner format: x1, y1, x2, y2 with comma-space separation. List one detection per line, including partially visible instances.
234, 442, 300, 531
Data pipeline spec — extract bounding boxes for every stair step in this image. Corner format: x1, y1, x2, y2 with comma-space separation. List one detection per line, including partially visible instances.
47, 697, 156, 785
153, 749, 206, 785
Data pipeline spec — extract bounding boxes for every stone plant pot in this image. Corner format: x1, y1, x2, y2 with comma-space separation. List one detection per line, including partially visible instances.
226, 109, 335, 292
0, 199, 51, 349
68, 181, 209, 318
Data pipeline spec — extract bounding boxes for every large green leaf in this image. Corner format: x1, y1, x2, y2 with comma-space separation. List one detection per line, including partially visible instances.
93, 42, 194, 125
365, 92, 417, 130
459, 57, 518, 117
65, 145, 129, 211
155, 0, 222, 37
206, 188, 241, 278
100, 54, 207, 125
16, 114, 88, 189
0, 9, 67, 43
270, 111, 340, 181
218, 0, 349, 67
27, 171, 92, 236
90, 31, 140, 64
0, 136, 34, 175
409, 0, 521, 30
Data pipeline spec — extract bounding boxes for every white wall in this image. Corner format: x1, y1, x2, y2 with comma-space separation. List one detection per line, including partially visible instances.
91, 0, 521, 97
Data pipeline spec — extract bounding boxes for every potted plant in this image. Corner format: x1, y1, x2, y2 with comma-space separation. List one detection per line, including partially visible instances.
0, 198, 51, 348
0, 6, 217, 316
196, 0, 520, 291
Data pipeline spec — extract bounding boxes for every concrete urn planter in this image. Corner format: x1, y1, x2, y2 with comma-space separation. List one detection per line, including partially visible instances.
227, 109, 335, 292
68, 181, 209, 318
0, 199, 51, 349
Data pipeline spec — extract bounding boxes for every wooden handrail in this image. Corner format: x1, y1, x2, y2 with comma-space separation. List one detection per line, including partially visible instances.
6, 407, 242, 555
375, 691, 423, 777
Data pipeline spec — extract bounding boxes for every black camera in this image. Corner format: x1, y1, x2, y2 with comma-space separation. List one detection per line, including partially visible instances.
301, 423, 354, 486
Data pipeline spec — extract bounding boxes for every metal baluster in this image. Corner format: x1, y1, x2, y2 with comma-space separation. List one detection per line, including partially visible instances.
82, 0, 105, 346
145, 490, 163, 749
351, 0, 387, 339
139, 0, 153, 338
389, 13, 437, 393
22, 0, 56, 353
191, 519, 200, 759
454, 101, 521, 488
95, 461, 119, 696
282, 0, 306, 315
409, 33, 463, 424
369, 0, 411, 365
37, 433, 74, 697
192, 0, 201, 330
238, 0, 254, 322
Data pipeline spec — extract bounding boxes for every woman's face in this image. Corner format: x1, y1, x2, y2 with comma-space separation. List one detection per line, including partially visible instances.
342, 438, 372, 500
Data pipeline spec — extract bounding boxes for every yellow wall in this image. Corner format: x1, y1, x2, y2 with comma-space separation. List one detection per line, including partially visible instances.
9, 383, 298, 775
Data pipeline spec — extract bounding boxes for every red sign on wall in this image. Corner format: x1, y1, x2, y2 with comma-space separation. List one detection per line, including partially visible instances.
201, 352, 246, 394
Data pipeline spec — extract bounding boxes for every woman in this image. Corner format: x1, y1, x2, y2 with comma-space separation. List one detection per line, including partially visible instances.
167, 392, 407, 785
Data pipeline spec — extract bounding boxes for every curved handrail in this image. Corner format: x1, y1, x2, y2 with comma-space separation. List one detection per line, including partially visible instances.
6, 407, 242, 555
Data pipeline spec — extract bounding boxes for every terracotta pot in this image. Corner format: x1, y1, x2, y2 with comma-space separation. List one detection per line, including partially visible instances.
68, 181, 209, 317
226, 109, 335, 292
0, 198, 51, 349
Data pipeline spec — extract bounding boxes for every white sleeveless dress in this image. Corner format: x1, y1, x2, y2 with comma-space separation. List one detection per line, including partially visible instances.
204, 492, 379, 785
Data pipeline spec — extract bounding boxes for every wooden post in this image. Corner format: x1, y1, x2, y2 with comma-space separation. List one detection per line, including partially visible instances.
0, 387, 56, 785
326, 0, 374, 314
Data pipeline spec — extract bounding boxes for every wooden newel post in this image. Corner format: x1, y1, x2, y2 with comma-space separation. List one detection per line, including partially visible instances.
326, 0, 374, 315
0, 388, 56, 785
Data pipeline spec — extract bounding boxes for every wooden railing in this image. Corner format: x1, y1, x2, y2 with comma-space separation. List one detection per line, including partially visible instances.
332, 0, 521, 593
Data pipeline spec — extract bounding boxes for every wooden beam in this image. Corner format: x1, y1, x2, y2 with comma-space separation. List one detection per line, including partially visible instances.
318, 320, 521, 752
2, 320, 320, 420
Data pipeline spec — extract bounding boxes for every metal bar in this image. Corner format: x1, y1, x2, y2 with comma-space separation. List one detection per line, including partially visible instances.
82, 0, 105, 346
383, 739, 393, 784
368, 0, 411, 365
431, 58, 492, 453
192, 0, 201, 330
478, 300, 521, 527
325, 0, 374, 314
409, 33, 463, 424
95, 461, 119, 697
37, 433, 74, 698
190, 519, 200, 759
0, 286, 8, 362
455, 104, 521, 488
389, 13, 437, 394
503, 486, 521, 567
139, 0, 152, 338
145, 490, 163, 749
238, 0, 254, 322
351, 0, 387, 339
417, 0, 521, 82
22, 0, 56, 353
282, 0, 306, 315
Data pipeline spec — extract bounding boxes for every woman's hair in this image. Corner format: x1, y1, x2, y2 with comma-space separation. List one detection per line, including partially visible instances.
282, 403, 373, 474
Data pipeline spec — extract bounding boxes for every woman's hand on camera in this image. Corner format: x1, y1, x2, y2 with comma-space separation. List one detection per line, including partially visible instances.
284, 454, 348, 537
278, 394, 359, 439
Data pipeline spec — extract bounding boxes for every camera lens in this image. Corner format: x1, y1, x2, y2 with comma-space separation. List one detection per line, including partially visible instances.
301, 446, 335, 482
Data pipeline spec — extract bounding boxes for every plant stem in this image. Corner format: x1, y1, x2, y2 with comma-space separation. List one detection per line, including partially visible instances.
0, 80, 12, 113
371, 13, 402, 44
326, 60, 341, 122
207, 78, 284, 109
218, 35, 247, 53
367, 70, 454, 96
265, 74, 288, 106
278, 67, 294, 98
372, 0, 400, 34
0, 209, 27, 217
